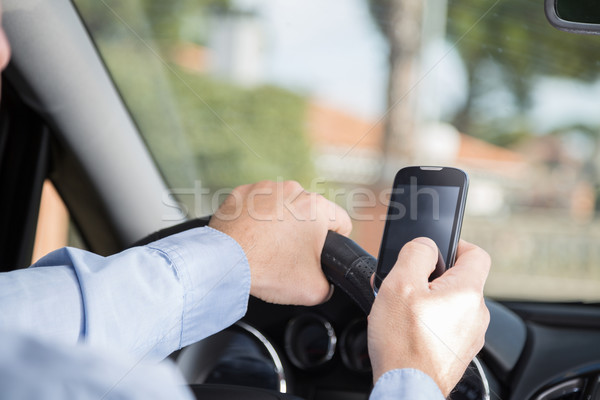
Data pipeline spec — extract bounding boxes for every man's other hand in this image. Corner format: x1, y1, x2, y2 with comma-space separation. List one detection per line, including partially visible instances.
209, 180, 352, 306
367, 238, 491, 396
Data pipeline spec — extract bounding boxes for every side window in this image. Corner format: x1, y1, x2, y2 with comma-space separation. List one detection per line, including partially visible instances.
31, 180, 85, 264
0, 79, 85, 270
0, 80, 48, 270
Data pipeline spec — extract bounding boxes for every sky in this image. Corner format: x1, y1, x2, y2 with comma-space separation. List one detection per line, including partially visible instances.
230, 0, 478, 123
232, 0, 600, 134
233, 0, 389, 119
530, 77, 600, 133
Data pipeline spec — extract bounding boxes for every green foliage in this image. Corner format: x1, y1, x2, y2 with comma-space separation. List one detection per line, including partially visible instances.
477, 123, 531, 148
447, 0, 600, 136
98, 41, 313, 190
139, 0, 232, 44
73, 0, 314, 192
74, 0, 231, 43
169, 71, 314, 189
448, 0, 600, 81
368, 0, 600, 147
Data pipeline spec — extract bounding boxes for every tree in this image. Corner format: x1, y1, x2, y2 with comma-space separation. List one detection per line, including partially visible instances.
447, 0, 600, 141
73, 0, 314, 193
370, 0, 600, 148
369, 0, 424, 170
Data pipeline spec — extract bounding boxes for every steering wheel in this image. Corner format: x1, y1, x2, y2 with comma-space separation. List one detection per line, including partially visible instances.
134, 217, 376, 315
132, 218, 376, 399
134, 218, 489, 400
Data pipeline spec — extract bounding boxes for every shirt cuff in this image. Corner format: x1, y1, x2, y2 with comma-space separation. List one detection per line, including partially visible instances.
370, 369, 445, 400
146, 226, 251, 348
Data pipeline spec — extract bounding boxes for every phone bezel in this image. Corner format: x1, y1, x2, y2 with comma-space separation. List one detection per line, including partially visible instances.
374, 166, 469, 291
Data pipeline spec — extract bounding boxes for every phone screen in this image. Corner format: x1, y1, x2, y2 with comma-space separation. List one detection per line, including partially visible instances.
375, 168, 468, 290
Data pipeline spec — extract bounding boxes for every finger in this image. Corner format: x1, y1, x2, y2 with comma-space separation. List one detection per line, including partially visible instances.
324, 284, 335, 302
385, 237, 439, 291
320, 197, 352, 236
455, 239, 480, 258
281, 181, 308, 208
300, 270, 334, 306
445, 240, 491, 292
282, 180, 306, 198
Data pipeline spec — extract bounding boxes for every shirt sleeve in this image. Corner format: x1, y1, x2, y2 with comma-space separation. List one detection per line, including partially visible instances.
370, 369, 445, 400
0, 329, 195, 400
0, 226, 251, 361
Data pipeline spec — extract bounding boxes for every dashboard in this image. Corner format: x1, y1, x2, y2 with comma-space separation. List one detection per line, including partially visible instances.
175, 290, 492, 400
175, 290, 600, 400
135, 222, 600, 400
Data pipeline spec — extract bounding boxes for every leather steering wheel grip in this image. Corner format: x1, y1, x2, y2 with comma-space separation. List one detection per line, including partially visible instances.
131, 219, 376, 314
129, 216, 213, 247
320, 231, 376, 315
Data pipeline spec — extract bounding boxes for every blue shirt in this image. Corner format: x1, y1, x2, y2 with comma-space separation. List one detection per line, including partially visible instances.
0, 226, 444, 399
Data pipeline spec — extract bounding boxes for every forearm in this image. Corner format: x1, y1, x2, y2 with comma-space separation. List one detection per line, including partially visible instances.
0, 263, 83, 344
0, 226, 251, 360
0, 328, 195, 400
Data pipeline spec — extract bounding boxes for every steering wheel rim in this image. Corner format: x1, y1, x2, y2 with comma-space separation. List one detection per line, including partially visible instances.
320, 230, 376, 314
133, 218, 377, 314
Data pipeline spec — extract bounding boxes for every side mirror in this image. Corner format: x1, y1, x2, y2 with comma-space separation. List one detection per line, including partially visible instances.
545, 0, 600, 35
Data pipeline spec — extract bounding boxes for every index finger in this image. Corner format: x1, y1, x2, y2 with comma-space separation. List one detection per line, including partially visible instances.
321, 196, 353, 236
444, 240, 491, 292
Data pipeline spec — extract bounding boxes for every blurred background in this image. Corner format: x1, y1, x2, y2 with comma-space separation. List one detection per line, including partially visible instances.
34, 0, 600, 301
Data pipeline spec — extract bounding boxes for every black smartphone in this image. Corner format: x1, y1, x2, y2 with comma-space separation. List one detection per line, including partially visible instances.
374, 166, 469, 292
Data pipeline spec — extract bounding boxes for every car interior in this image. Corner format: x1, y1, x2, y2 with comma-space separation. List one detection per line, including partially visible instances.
1, 0, 600, 399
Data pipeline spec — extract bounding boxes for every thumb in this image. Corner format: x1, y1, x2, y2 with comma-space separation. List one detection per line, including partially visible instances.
384, 238, 439, 291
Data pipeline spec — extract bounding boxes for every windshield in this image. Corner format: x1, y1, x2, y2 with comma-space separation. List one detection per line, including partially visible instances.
73, 0, 600, 302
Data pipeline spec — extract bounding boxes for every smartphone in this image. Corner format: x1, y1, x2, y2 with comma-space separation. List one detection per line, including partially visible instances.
374, 166, 469, 292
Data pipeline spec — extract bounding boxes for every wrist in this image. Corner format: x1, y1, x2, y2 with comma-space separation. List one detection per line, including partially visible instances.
372, 369, 445, 399
372, 359, 449, 396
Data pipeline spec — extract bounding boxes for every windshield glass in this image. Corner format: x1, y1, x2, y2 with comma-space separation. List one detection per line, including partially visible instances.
74, 0, 600, 302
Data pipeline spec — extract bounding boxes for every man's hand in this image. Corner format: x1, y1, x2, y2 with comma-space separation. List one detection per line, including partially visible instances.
209, 180, 352, 306
367, 238, 491, 396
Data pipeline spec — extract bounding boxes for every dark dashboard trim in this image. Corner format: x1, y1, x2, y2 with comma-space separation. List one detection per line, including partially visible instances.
502, 301, 600, 330
480, 299, 527, 383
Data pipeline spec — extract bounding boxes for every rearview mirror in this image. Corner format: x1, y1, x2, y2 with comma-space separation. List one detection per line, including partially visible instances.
545, 0, 600, 35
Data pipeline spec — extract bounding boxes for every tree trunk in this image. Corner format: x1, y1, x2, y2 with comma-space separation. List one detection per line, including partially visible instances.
452, 64, 476, 135
382, 0, 423, 178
